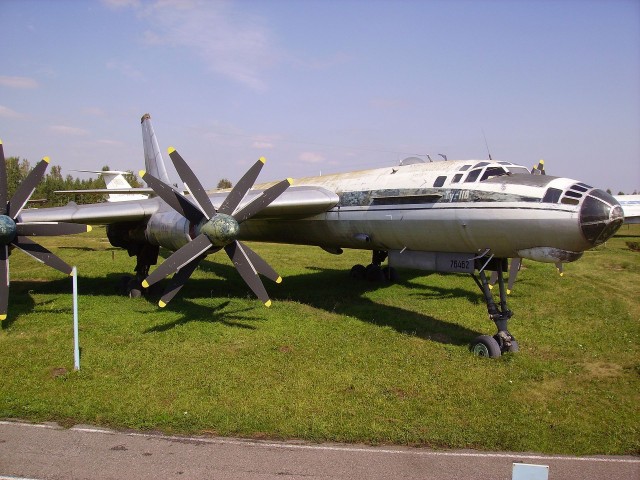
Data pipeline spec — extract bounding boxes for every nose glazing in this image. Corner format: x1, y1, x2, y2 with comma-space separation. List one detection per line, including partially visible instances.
580, 189, 624, 245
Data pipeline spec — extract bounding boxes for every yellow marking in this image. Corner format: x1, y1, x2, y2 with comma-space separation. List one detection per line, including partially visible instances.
488, 284, 493, 290
139, 170, 146, 177
539, 159, 545, 165
286, 178, 294, 185
87, 225, 92, 232
259, 156, 266, 164
264, 300, 272, 308
141, 280, 149, 288
0, 314, 6, 321
275, 276, 282, 284
507, 289, 512, 295
159, 300, 167, 308
559, 272, 564, 277
42, 156, 50, 164
168, 146, 176, 154
0, 139, 3, 145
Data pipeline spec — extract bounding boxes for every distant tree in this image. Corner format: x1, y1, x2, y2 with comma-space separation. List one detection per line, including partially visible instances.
618, 191, 625, 196
217, 178, 232, 189
606, 188, 612, 194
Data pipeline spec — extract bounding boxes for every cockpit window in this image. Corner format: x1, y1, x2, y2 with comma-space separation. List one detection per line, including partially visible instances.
480, 166, 508, 182
506, 166, 531, 175
542, 188, 562, 203
465, 168, 482, 183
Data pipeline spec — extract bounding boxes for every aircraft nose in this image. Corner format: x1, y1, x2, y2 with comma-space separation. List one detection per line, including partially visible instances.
580, 189, 624, 245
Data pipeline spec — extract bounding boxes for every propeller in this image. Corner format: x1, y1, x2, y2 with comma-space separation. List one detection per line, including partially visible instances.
0, 140, 92, 320
140, 147, 292, 308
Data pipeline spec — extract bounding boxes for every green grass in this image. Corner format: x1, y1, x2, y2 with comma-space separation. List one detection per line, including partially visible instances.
1, 225, 639, 455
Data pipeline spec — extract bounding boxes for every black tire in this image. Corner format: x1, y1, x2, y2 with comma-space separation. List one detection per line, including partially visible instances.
129, 288, 142, 299
493, 333, 519, 354
365, 264, 385, 282
507, 340, 519, 353
350, 264, 366, 280
470, 335, 502, 358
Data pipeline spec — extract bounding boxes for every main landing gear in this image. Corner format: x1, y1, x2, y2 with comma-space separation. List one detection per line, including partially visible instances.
471, 258, 518, 358
349, 250, 398, 282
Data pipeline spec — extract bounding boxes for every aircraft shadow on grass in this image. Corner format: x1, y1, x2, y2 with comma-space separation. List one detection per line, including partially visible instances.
6, 257, 483, 346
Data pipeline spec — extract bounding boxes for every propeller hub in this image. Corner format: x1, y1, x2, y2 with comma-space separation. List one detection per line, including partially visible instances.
200, 214, 240, 247
0, 215, 17, 245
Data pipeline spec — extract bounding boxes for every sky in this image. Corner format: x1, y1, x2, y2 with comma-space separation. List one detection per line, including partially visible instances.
1, 0, 638, 193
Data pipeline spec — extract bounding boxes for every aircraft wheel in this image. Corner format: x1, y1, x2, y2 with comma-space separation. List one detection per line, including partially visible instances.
350, 264, 366, 280
470, 335, 501, 358
507, 340, 519, 353
365, 264, 385, 282
493, 333, 519, 353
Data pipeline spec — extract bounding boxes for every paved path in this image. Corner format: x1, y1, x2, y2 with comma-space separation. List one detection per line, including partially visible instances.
0, 421, 638, 479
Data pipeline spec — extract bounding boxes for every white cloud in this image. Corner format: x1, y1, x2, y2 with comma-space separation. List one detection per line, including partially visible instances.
49, 125, 90, 136
106, 60, 145, 81
0, 76, 39, 89
252, 134, 278, 150
299, 151, 325, 164
0, 105, 26, 119
114, 0, 278, 91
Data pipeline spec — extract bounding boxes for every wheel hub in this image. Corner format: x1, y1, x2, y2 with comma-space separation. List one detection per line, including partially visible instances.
0, 215, 17, 245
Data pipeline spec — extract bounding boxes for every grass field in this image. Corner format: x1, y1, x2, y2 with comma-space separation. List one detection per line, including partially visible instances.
1, 225, 638, 455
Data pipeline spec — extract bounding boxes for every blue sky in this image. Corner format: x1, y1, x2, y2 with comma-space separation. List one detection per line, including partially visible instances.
1, 0, 638, 193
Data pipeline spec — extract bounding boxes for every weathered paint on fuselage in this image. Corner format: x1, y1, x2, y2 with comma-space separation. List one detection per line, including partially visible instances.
237, 159, 621, 261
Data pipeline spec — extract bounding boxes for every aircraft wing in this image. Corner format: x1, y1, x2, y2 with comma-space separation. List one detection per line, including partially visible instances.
20, 186, 338, 225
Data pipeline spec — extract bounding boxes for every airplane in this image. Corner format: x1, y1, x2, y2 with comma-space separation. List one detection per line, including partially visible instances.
615, 195, 640, 224
57, 169, 151, 202
5, 114, 625, 358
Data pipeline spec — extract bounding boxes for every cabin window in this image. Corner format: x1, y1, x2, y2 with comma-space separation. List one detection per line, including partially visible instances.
459, 165, 471, 171
561, 197, 580, 205
506, 166, 531, 175
451, 173, 463, 184
433, 176, 447, 187
465, 168, 482, 183
473, 161, 489, 169
542, 188, 562, 203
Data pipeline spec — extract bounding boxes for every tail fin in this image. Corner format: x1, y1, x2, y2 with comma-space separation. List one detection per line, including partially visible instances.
141, 113, 170, 184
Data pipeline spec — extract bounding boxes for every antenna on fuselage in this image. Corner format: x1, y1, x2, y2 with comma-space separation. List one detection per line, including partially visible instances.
438, 153, 447, 161
482, 129, 493, 161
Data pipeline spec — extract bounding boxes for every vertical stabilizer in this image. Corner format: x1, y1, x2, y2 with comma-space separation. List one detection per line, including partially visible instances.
141, 113, 170, 184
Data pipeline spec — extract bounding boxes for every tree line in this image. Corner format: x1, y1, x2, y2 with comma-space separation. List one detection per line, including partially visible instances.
5, 156, 141, 208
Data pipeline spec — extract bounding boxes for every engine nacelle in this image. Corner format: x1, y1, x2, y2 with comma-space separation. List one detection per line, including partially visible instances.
145, 210, 193, 252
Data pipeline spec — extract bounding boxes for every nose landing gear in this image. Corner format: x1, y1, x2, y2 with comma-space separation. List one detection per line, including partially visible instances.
471, 258, 518, 358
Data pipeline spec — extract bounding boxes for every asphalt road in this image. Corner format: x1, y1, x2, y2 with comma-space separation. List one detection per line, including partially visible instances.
0, 421, 638, 480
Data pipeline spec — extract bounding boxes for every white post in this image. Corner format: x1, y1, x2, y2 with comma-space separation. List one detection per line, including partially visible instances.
72, 266, 80, 371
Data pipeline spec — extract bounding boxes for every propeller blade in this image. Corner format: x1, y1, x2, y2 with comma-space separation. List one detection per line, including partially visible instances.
233, 178, 292, 223
16, 222, 91, 237
0, 140, 7, 209
0, 245, 8, 321
225, 241, 271, 306
236, 241, 282, 284
142, 233, 212, 288
140, 170, 203, 224
218, 157, 265, 216
8, 157, 49, 218
158, 254, 207, 308
168, 147, 217, 220
13, 236, 73, 275
507, 258, 521, 294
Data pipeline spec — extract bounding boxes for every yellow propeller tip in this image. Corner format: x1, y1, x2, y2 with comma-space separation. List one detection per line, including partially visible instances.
0, 314, 6, 321
276, 276, 282, 284
287, 178, 294, 185
559, 272, 564, 277
159, 300, 167, 308
87, 225, 92, 232
264, 300, 272, 308
0, 139, 3, 145
141, 280, 149, 288
539, 159, 545, 164
168, 146, 175, 154
488, 284, 494, 290
138, 170, 146, 177
507, 289, 512, 295
259, 156, 266, 164
42, 156, 50, 164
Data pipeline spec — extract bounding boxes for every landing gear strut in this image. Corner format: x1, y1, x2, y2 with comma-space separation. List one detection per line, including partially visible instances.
471, 258, 518, 357
118, 244, 159, 298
